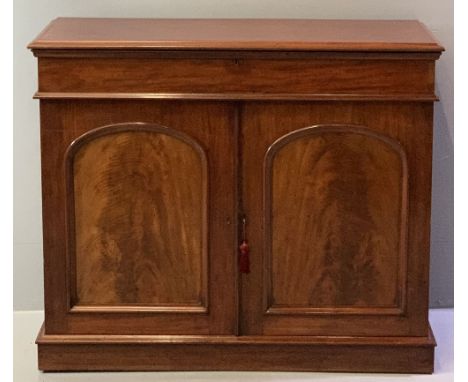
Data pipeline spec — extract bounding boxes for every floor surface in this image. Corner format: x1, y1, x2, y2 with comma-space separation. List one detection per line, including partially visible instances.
14, 309, 453, 381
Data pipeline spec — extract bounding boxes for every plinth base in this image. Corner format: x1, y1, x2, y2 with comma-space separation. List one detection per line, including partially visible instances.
37, 323, 435, 373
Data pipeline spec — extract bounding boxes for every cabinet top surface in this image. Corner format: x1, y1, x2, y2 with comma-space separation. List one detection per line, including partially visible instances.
28, 18, 443, 52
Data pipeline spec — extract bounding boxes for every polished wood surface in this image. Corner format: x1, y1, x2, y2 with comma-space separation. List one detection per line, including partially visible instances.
40, 100, 237, 335
37, 57, 435, 98
31, 50, 442, 60
31, 18, 440, 372
36, 325, 436, 373
33, 92, 439, 102
266, 125, 407, 311
240, 102, 433, 337
28, 18, 443, 52
37, 341, 435, 373
68, 124, 207, 308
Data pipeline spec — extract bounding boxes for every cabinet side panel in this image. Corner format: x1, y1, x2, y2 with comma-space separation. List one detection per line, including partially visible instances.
71, 129, 206, 307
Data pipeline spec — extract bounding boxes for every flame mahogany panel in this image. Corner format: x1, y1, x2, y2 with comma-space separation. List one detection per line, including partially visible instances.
67, 124, 207, 309
265, 126, 408, 314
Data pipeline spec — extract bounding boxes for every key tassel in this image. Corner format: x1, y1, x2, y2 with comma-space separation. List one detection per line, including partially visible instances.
239, 240, 250, 274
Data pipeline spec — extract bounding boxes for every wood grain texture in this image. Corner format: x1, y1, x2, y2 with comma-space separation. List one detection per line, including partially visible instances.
28, 18, 443, 52
36, 325, 436, 346
36, 323, 436, 373
240, 102, 433, 337
31, 19, 440, 372
39, 100, 238, 335
37, 343, 434, 373
66, 123, 207, 309
31, 50, 442, 60
37, 57, 435, 97
33, 91, 439, 102
265, 126, 407, 314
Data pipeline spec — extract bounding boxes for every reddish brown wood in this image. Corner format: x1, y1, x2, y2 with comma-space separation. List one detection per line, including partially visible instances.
40, 100, 238, 335
29, 49, 442, 60
36, 57, 436, 97
239, 102, 433, 337
264, 125, 408, 313
67, 123, 208, 309
33, 91, 439, 102
30, 18, 441, 373
36, 325, 436, 373
28, 18, 443, 52
36, 323, 436, 346
37, 342, 435, 373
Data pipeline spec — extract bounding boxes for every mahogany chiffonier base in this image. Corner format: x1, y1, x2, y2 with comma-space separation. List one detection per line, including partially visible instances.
29, 18, 443, 374
36, 324, 436, 373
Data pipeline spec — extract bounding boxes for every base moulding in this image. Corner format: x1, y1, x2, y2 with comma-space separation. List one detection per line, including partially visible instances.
36, 323, 436, 373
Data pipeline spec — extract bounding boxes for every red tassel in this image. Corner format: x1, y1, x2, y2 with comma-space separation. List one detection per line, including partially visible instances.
239, 240, 250, 274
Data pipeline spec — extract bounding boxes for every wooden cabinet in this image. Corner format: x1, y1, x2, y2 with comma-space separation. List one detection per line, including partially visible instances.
29, 18, 443, 373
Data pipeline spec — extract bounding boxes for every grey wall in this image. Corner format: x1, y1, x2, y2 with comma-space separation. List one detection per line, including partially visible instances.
13, 0, 453, 310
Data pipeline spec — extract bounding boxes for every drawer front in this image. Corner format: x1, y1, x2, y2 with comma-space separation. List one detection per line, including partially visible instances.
37, 56, 435, 98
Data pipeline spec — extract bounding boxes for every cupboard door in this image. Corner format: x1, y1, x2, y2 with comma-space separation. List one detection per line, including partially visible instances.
41, 100, 238, 335
240, 102, 433, 336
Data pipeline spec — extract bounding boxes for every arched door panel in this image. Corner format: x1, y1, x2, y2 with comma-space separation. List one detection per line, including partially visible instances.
67, 123, 208, 310
265, 126, 408, 315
